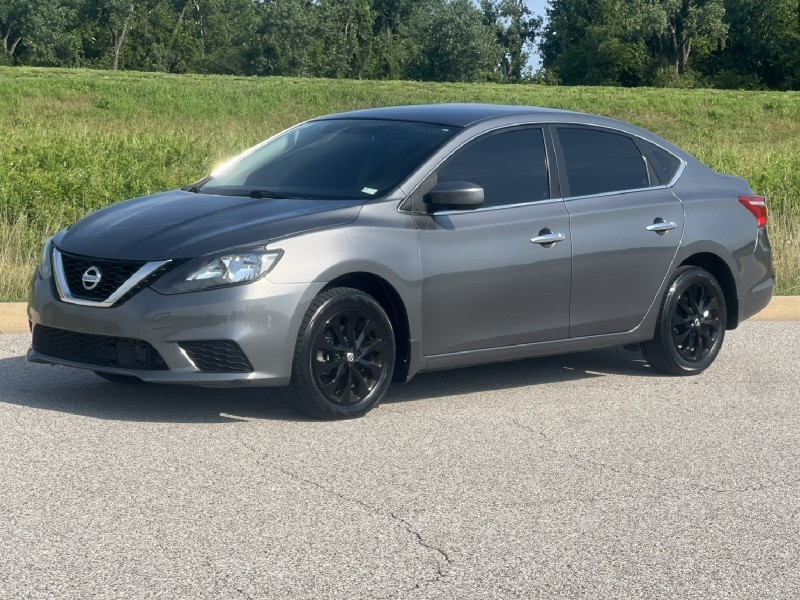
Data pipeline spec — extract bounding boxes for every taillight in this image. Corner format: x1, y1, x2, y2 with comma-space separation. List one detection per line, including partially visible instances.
739, 195, 767, 227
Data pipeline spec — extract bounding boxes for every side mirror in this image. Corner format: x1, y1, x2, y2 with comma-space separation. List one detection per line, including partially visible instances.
424, 181, 484, 211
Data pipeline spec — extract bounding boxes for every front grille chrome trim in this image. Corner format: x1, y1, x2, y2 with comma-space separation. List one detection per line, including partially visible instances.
53, 248, 171, 308
177, 345, 200, 370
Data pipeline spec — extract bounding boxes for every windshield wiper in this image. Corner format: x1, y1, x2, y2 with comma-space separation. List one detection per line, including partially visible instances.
190, 186, 314, 199
182, 176, 212, 193
249, 189, 285, 199
249, 189, 312, 200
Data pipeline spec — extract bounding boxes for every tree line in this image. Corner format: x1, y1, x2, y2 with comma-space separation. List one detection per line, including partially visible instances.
0, 0, 538, 82
542, 0, 800, 90
1, 0, 798, 89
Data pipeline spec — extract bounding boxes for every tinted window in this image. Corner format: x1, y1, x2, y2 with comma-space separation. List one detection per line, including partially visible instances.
640, 140, 682, 185
437, 128, 549, 207
202, 119, 458, 199
557, 127, 648, 197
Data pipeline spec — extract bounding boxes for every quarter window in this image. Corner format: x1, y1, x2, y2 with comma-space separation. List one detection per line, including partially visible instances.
640, 140, 682, 185
557, 127, 649, 197
437, 128, 550, 207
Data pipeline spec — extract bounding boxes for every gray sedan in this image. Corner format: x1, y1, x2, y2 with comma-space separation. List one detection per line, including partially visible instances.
27, 104, 774, 418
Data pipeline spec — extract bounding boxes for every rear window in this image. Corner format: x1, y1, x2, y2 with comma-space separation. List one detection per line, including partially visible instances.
202, 119, 459, 199
557, 127, 649, 197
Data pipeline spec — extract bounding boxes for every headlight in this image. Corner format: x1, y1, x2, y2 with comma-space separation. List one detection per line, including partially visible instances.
38, 237, 53, 279
151, 248, 283, 294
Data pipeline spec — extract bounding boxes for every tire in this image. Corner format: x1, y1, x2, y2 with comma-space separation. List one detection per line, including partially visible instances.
94, 371, 144, 384
287, 287, 395, 419
641, 266, 727, 376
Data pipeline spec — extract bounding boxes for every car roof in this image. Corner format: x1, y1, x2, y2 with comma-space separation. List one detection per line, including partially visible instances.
312, 103, 693, 162
317, 103, 581, 128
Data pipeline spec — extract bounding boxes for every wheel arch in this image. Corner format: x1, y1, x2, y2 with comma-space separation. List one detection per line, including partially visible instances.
679, 253, 739, 330
321, 272, 412, 383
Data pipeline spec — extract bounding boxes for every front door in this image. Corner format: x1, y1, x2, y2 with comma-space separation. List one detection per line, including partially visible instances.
415, 127, 572, 356
417, 202, 572, 355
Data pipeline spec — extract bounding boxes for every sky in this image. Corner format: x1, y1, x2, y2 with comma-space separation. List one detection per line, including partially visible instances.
526, 0, 549, 18
525, 0, 549, 69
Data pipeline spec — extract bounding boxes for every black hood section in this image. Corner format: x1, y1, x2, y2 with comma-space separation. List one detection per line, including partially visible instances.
58, 190, 364, 260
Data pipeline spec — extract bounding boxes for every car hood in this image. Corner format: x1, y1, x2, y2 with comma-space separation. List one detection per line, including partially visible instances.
58, 190, 364, 260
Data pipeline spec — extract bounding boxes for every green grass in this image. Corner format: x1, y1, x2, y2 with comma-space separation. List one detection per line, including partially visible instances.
1, 67, 799, 300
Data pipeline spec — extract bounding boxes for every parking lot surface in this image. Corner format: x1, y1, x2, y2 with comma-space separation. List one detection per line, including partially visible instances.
1, 322, 798, 599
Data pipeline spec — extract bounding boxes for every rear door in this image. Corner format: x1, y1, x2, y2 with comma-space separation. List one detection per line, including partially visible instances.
552, 125, 685, 338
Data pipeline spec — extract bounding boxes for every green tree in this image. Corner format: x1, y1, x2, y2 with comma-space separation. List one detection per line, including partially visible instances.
1, 0, 80, 65
83, 0, 138, 69
714, 0, 800, 89
110, 1, 182, 72
257, 0, 315, 76
310, 0, 376, 79
639, 0, 728, 74
541, 0, 649, 85
370, 0, 416, 78
120, 0, 274, 75
158, 0, 206, 73
193, 0, 262, 74
1, 0, 27, 59
481, 0, 542, 82
405, 0, 501, 82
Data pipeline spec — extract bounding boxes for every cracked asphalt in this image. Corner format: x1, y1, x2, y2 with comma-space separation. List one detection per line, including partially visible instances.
1, 321, 799, 599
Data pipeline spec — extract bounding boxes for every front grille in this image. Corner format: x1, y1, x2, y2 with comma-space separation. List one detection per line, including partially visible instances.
32, 325, 168, 370
178, 340, 254, 373
61, 251, 146, 302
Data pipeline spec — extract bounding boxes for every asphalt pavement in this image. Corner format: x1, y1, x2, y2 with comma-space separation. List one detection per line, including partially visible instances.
1, 322, 799, 599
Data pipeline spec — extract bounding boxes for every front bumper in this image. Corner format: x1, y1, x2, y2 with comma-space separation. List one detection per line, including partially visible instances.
27, 273, 323, 386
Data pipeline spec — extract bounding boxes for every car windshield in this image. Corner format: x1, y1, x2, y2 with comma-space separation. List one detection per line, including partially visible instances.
199, 119, 459, 200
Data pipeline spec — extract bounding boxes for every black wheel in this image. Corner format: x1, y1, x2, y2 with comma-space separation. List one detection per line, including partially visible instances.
287, 287, 395, 419
641, 266, 727, 375
94, 371, 144, 384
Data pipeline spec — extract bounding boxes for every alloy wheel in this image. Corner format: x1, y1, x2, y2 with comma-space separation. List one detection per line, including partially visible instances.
671, 282, 722, 362
311, 309, 390, 405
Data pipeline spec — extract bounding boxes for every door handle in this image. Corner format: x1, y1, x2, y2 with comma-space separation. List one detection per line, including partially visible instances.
646, 219, 677, 234
530, 230, 566, 247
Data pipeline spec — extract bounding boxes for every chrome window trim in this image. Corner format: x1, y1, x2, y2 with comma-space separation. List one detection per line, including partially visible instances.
664, 159, 687, 188
427, 196, 566, 216
53, 248, 171, 308
564, 184, 669, 202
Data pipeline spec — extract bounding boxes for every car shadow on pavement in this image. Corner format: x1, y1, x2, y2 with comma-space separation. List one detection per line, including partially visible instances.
0, 346, 652, 423
0, 355, 301, 424
384, 346, 653, 405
